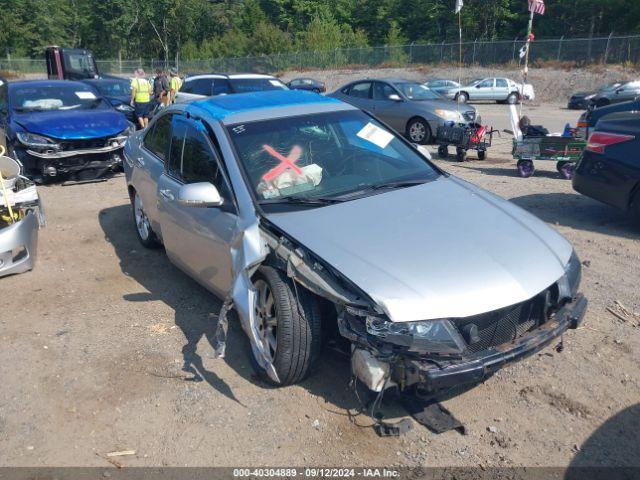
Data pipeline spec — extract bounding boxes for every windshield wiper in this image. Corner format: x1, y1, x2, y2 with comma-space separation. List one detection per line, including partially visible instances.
259, 195, 343, 206
368, 178, 430, 190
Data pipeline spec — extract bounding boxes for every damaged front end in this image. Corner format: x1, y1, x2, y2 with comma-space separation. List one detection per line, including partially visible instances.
342, 252, 586, 394
0, 156, 45, 278
15, 131, 131, 182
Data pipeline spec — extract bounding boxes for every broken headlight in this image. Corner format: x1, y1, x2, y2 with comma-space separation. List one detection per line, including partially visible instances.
366, 317, 466, 354
17, 132, 60, 150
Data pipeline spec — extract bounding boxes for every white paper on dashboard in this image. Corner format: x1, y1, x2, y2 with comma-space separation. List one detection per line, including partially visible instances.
356, 122, 394, 149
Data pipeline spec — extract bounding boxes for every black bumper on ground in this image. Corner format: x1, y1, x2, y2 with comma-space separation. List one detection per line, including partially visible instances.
404, 294, 588, 392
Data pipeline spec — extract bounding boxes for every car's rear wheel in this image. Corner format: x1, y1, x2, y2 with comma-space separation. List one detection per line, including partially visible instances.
406, 118, 431, 144
506, 92, 519, 105
456, 92, 469, 103
250, 266, 322, 386
132, 190, 161, 248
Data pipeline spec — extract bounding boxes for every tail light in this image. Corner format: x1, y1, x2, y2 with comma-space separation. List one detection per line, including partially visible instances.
585, 131, 635, 154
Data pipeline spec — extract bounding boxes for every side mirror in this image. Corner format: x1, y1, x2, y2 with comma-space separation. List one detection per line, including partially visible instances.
475, 85, 481, 89
615, 88, 623, 94
176, 182, 223, 208
388, 93, 402, 102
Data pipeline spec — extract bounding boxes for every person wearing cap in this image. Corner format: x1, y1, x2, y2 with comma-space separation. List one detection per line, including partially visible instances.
169, 68, 183, 104
130, 68, 152, 129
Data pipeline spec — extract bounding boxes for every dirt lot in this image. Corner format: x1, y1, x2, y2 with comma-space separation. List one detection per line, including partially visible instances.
1, 103, 639, 469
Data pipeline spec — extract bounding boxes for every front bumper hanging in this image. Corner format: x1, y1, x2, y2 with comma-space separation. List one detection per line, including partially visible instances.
402, 294, 587, 392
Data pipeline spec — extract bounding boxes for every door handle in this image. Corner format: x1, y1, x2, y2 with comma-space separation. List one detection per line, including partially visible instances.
159, 189, 174, 201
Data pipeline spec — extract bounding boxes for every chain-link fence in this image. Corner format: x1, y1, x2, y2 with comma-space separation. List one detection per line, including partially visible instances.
1, 34, 638, 76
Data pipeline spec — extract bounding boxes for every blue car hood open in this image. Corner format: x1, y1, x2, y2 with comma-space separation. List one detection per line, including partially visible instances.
14, 109, 128, 140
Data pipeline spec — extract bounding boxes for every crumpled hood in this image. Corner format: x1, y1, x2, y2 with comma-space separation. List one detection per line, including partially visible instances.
265, 176, 573, 322
14, 109, 128, 140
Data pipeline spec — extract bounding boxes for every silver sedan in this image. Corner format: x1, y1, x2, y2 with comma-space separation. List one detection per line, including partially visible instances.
329, 79, 477, 144
123, 90, 585, 394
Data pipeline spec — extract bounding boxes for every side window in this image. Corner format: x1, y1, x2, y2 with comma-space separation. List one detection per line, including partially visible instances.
289, 80, 301, 87
430, 81, 442, 88
167, 119, 186, 178
496, 79, 508, 88
144, 113, 173, 161
478, 79, 494, 88
167, 120, 232, 201
349, 82, 372, 99
190, 78, 214, 96
212, 79, 232, 95
181, 126, 220, 184
180, 80, 194, 94
373, 82, 397, 100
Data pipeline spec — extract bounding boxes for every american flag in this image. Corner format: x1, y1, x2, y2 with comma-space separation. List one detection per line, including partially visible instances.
528, 0, 545, 15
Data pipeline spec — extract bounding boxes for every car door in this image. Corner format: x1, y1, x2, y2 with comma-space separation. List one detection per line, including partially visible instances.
175, 78, 214, 104
156, 115, 237, 297
616, 82, 640, 103
473, 79, 495, 100
134, 112, 174, 234
371, 81, 406, 131
495, 78, 510, 100
343, 81, 375, 112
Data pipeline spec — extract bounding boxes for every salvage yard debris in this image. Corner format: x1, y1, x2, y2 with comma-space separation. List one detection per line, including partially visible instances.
606, 301, 640, 327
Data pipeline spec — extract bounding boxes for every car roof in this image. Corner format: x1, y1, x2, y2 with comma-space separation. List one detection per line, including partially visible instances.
8, 79, 93, 89
187, 90, 354, 125
185, 73, 280, 81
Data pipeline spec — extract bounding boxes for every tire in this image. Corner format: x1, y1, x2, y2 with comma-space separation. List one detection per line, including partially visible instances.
456, 92, 469, 103
506, 92, 519, 105
556, 161, 575, 180
456, 147, 467, 162
131, 190, 161, 248
250, 266, 322, 386
437, 145, 448, 158
477, 149, 487, 160
517, 159, 535, 178
406, 118, 431, 145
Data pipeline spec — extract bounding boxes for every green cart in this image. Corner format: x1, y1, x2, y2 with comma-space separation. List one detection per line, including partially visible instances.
512, 136, 587, 179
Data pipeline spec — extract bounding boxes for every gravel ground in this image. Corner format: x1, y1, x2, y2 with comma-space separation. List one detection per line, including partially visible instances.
0, 103, 639, 469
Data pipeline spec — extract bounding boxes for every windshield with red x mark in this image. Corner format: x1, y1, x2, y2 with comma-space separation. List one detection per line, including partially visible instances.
226, 110, 440, 207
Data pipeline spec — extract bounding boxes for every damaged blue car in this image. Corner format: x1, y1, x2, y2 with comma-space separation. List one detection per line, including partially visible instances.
0, 80, 134, 183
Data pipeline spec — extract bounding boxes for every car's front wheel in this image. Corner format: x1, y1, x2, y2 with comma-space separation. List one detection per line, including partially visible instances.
456, 92, 469, 103
251, 266, 322, 386
406, 118, 431, 144
131, 190, 161, 248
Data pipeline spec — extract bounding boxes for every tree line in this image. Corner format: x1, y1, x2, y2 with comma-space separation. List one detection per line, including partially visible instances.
0, 0, 638, 61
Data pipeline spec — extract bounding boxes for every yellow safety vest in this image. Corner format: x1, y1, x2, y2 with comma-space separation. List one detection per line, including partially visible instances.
170, 76, 182, 92
131, 78, 151, 103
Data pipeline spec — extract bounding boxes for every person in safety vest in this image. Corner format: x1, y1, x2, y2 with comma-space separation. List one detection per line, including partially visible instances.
169, 67, 182, 104
130, 68, 152, 129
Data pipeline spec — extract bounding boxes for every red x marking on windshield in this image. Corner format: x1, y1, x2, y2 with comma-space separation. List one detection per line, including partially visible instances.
262, 145, 303, 181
